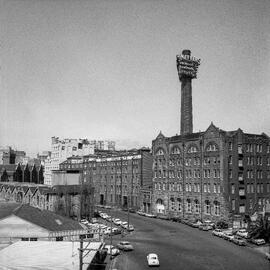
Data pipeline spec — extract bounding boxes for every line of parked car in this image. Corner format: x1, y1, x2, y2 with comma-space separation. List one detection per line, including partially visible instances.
212, 227, 266, 247
98, 211, 135, 232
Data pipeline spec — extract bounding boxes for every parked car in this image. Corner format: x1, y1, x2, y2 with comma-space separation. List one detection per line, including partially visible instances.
121, 221, 128, 228
232, 236, 246, 246
236, 229, 249, 239
223, 231, 234, 241
216, 220, 229, 229
113, 219, 122, 226
191, 220, 202, 228
212, 229, 224, 237
147, 253, 160, 267
91, 218, 98, 223
80, 219, 88, 224
137, 211, 146, 216
117, 241, 134, 251
112, 227, 121, 235
171, 217, 182, 223
203, 220, 215, 229
104, 245, 120, 256
126, 224, 134, 231
249, 238, 266, 245
145, 213, 157, 218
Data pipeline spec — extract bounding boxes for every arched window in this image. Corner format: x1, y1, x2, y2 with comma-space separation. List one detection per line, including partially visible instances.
156, 198, 163, 205
176, 198, 182, 212
170, 198, 175, 211
156, 199, 165, 214
156, 148, 165, 156
214, 201, 220, 216
171, 146, 181, 155
194, 199, 200, 213
206, 142, 219, 152
186, 199, 192, 213
205, 200, 211, 214
187, 145, 198, 153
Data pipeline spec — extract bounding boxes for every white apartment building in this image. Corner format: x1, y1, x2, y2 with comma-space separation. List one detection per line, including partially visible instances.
44, 137, 115, 186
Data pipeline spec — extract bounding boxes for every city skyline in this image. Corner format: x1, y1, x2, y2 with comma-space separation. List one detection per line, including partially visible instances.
1, 0, 269, 156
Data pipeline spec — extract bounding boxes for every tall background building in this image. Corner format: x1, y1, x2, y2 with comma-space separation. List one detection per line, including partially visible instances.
44, 137, 116, 186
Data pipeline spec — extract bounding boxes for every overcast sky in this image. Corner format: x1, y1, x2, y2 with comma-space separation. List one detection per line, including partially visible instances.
0, 0, 269, 156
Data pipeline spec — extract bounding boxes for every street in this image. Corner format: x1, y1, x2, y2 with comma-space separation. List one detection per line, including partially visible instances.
103, 210, 269, 270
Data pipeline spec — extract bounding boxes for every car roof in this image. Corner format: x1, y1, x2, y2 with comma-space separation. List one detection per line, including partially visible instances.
120, 241, 130, 244
148, 253, 158, 257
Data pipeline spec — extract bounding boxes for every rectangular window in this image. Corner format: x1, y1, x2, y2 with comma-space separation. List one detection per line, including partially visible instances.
239, 205, 245, 213
231, 184, 235, 194
232, 199, 235, 211
250, 183, 254, 193
208, 183, 211, 193
217, 184, 220, 193
247, 184, 250, 193
213, 183, 216, 193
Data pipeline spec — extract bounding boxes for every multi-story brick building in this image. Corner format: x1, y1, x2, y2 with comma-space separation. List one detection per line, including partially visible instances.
83, 148, 153, 211
152, 125, 270, 221
56, 148, 153, 211
151, 50, 270, 223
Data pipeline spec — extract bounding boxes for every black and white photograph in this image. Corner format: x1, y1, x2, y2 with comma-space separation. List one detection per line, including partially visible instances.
0, 0, 269, 269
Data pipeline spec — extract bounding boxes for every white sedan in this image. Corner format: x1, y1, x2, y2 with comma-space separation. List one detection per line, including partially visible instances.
147, 253, 160, 267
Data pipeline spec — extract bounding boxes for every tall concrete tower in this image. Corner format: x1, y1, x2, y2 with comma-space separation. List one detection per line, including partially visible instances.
176, 50, 200, 135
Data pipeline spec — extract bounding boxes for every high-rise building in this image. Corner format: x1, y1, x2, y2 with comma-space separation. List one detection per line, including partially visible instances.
151, 50, 270, 225
44, 137, 116, 186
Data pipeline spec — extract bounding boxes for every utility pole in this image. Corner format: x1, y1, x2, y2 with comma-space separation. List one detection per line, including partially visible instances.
79, 238, 83, 270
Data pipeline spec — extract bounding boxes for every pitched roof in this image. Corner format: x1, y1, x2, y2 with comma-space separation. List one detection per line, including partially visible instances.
33, 186, 56, 196
25, 186, 37, 194
0, 202, 83, 232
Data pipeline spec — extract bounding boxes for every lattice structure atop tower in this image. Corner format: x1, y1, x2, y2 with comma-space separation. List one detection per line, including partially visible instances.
176, 50, 200, 135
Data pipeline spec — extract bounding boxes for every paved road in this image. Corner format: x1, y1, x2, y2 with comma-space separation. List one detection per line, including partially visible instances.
101, 210, 269, 270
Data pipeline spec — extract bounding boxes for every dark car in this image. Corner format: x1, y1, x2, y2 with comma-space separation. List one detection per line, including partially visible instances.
171, 217, 181, 222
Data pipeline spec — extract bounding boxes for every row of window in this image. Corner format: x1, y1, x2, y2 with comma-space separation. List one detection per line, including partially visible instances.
156, 143, 219, 156
231, 183, 270, 194
229, 143, 269, 153
229, 169, 268, 179
155, 156, 220, 167
165, 199, 220, 215
155, 182, 221, 193
231, 197, 269, 212
154, 169, 221, 179
100, 185, 139, 193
